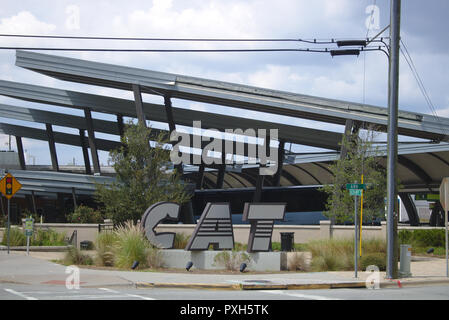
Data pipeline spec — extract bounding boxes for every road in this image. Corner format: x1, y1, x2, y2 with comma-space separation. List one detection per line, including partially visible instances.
1, 283, 449, 300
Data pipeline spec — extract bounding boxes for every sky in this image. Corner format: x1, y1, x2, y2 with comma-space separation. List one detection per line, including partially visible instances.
0, 0, 448, 166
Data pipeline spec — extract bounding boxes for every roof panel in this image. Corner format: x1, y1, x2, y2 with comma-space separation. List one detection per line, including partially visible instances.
15, 50, 449, 142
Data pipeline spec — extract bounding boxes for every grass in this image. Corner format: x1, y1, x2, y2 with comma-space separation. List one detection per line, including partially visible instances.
173, 233, 190, 249
113, 221, 153, 269
31, 228, 67, 246
63, 246, 93, 266
213, 250, 252, 271
1, 227, 26, 246
95, 231, 118, 266
304, 238, 387, 272
399, 229, 446, 257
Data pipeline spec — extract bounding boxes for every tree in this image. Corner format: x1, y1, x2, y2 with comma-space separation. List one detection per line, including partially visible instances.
321, 129, 388, 225
95, 122, 191, 224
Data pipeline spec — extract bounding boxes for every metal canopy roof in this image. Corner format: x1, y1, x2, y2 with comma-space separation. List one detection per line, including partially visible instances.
0, 122, 120, 151
2, 169, 114, 196
0, 103, 120, 135
15, 50, 449, 142
217, 142, 449, 193
0, 79, 343, 150
0, 50, 447, 195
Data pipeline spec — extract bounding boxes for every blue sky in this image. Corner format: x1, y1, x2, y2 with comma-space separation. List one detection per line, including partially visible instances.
0, 0, 448, 166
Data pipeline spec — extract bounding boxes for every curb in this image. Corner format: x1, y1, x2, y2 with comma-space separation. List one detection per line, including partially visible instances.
379, 278, 449, 289
135, 281, 367, 291
0, 246, 70, 252
135, 282, 242, 290
135, 279, 449, 291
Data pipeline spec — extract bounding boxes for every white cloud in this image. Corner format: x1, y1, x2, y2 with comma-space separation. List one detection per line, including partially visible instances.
0, 1, 447, 164
0, 11, 56, 44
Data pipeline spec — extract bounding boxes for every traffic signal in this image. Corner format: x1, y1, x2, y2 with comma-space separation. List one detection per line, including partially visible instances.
5, 177, 12, 195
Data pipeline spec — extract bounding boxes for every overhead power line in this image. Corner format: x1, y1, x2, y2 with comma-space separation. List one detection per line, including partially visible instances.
0, 46, 387, 54
0, 33, 387, 44
400, 38, 448, 138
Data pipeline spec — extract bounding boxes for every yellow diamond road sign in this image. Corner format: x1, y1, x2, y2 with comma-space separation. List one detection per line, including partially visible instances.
0, 173, 22, 199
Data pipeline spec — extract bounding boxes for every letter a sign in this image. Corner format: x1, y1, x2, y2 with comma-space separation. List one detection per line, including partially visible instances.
0, 173, 22, 199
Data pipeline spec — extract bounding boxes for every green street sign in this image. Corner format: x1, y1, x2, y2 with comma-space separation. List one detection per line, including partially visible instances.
25, 218, 34, 237
346, 183, 366, 190
350, 189, 363, 196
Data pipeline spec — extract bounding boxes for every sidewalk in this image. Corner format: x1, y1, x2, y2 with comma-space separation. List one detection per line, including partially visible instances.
1, 251, 449, 290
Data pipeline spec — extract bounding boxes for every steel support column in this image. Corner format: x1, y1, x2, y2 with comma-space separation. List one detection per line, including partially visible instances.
72, 187, 77, 210
196, 163, 205, 189
398, 192, 420, 226
15, 136, 26, 170
84, 108, 101, 175
253, 170, 265, 202
79, 129, 92, 175
31, 190, 37, 216
132, 84, 147, 126
117, 114, 125, 139
45, 123, 59, 171
164, 95, 183, 174
273, 140, 285, 186
216, 165, 225, 189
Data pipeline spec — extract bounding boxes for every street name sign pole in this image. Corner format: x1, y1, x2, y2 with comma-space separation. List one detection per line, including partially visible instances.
346, 183, 366, 278
25, 217, 34, 256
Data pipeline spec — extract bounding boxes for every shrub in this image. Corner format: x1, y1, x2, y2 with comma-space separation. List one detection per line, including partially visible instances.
1, 227, 26, 246
311, 253, 344, 272
399, 229, 445, 247
113, 221, 152, 269
67, 205, 104, 224
234, 242, 247, 252
95, 231, 118, 267
288, 252, 311, 271
146, 246, 165, 269
20, 209, 39, 224
398, 229, 413, 244
360, 253, 386, 271
213, 250, 251, 271
64, 246, 93, 265
173, 233, 190, 249
31, 228, 67, 246
307, 238, 387, 272
413, 229, 445, 247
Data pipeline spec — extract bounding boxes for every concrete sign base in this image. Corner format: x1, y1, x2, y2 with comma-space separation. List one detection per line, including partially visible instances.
160, 249, 290, 272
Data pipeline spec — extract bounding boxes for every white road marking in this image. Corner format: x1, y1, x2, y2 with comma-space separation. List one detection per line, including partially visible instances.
99, 287, 155, 300
4, 288, 38, 300
261, 290, 341, 300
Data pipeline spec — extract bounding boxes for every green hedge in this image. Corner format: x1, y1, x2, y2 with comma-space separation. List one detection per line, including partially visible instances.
399, 229, 445, 247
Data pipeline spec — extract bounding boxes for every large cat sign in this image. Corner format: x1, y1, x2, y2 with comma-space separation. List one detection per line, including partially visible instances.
141, 201, 286, 252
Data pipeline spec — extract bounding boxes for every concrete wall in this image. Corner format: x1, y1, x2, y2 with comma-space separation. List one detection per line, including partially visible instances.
2, 221, 446, 249
157, 221, 447, 244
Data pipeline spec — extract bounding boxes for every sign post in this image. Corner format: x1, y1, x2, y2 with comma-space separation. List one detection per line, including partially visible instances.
25, 217, 34, 256
0, 173, 23, 254
440, 177, 449, 277
346, 183, 366, 278
354, 192, 358, 278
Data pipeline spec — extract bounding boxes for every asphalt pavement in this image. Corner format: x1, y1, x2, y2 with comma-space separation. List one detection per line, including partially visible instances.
1, 250, 449, 292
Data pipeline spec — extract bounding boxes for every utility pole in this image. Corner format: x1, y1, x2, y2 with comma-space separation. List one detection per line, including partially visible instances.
386, 0, 401, 279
